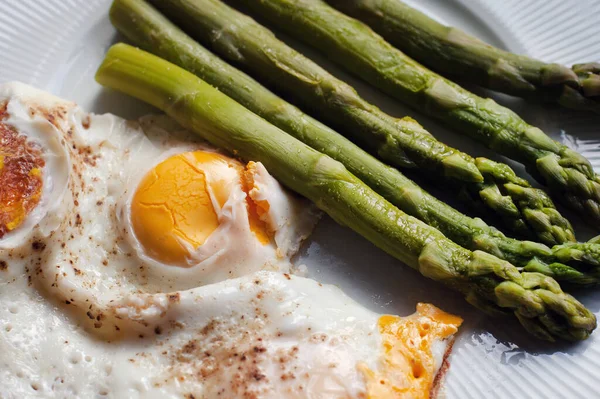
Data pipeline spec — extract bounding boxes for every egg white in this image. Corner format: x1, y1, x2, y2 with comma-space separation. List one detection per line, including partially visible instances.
1, 268, 381, 398
0, 83, 457, 399
0, 84, 70, 249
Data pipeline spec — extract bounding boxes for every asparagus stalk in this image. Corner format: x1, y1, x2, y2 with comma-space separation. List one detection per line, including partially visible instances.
96, 43, 596, 341
327, 0, 600, 113
222, 0, 600, 229
108, 0, 600, 285
144, 0, 575, 247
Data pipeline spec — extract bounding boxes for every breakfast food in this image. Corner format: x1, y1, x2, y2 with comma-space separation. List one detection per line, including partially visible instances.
0, 88, 70, 248
120, 144, 318, 282
1, 0, 599, 396
0, 82, 463, 397
1, 267, 461, 397
112, 0, 600, 286
96, 43, 597, 341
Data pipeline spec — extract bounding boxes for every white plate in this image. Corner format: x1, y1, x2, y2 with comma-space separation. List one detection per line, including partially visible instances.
1, 0, 600, 398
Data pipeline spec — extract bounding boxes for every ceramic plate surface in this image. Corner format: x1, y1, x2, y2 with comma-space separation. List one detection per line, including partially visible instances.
1, 0, 600, 397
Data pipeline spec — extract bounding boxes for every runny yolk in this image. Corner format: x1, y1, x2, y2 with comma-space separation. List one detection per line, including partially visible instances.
131, 151, 270, 266
359, 303, 463, 399
0, 109, 45, 238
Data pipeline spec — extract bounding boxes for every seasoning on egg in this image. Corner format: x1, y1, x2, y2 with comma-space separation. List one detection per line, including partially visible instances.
0, 110, 45, 238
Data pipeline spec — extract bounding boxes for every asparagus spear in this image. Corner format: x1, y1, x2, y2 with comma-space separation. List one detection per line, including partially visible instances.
96, 43, 596, 340
144, 0, 575, 247
327, 0, 600, 113
222, 0, 600, 229
109, 0, 600, 285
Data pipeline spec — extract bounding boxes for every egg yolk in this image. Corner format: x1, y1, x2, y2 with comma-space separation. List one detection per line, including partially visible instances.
131, 151, 270, 266
0, 108, 45, 239
359, 303, 462, 399
242, 161, 271, 245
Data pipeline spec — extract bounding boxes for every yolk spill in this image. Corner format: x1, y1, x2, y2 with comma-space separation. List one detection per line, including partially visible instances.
131, 151, 271, 266
0, 115, 45, 238
360, 303, 462, 399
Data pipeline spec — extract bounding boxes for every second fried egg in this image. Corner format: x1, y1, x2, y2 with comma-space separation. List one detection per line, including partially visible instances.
119, 128, 320, 288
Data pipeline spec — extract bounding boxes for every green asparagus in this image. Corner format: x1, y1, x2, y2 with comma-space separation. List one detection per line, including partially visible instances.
224, 0, 600, 229
108, 0, 600, 285
144, 0, 575, 247
96, 43, 597, 340
327, 0, 600, 113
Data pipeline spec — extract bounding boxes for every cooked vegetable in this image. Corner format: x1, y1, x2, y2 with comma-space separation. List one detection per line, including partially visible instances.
223, 0, 600, 229
327, 0, 600, 113
109, 0, 600, 285
96, 43, 597, 340
144, 0, 575, 247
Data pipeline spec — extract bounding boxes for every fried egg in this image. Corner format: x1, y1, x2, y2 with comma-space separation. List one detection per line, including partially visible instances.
0, 85, 70, 249
119, 142, 318, 288
0, 83, 461, 398
2, 269, 460, 398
